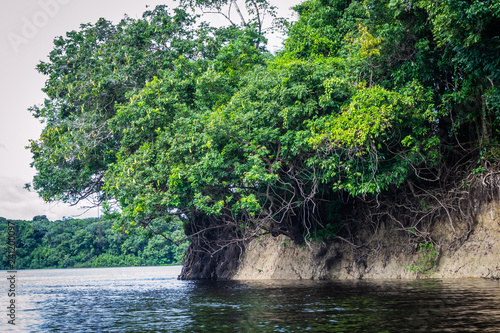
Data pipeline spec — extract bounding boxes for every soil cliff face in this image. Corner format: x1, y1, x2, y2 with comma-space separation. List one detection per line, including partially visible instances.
232, 201, 500, 280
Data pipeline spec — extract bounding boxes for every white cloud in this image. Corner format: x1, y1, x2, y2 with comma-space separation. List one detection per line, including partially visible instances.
0, 176, 97, 221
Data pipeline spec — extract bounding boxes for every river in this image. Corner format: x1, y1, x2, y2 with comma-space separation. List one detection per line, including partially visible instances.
2, 266, 500, 332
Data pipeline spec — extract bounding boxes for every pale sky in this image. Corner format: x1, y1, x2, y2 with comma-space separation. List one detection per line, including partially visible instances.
0, 0, 301, 221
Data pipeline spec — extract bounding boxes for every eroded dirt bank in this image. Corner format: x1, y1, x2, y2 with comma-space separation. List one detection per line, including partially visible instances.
233, 201, 500, 280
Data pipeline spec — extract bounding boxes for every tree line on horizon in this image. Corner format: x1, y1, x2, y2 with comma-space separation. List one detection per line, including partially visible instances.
0, 216, 188, 270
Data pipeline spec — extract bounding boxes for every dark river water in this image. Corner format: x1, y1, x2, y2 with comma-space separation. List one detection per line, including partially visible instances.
2, 266, 500, 332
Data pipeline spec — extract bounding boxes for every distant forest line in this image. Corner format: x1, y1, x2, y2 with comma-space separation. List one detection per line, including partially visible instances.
0, 216, 188, 270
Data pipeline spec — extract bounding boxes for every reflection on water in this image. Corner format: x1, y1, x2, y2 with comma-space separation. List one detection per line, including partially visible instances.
2, 266, 500, 332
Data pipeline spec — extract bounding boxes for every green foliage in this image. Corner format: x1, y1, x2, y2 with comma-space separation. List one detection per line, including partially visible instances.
0, 217, 188, 270
33, 215, 49, 222
405, 242, 439, 274
28, 0, 500, 262
305, 223, 340, 243
180, 0, 278, 33
307, 81, 438, 196
27, 6, 236, 205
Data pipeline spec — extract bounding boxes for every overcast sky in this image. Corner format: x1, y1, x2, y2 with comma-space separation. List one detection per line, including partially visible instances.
0, 0, 301, 221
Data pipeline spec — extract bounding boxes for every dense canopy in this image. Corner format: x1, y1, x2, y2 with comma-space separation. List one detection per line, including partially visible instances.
0, 216, 187, 269
28, 0, 500, 278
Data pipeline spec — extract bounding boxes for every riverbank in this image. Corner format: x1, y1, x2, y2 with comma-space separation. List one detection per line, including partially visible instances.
233, 201, 500, 280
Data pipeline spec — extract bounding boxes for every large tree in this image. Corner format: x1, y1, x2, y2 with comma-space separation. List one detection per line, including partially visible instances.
29, 0, 499, 279
27, 5, 237, 206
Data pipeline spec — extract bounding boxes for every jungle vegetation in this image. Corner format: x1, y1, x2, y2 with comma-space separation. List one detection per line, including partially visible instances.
26, 0, 500, 278
0, 215, 188, 269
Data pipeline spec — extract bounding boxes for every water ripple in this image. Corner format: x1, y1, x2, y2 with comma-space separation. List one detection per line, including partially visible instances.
2, 267, 500, 332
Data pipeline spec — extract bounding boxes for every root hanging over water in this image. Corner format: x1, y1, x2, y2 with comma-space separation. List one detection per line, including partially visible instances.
179, 152, 500, 280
